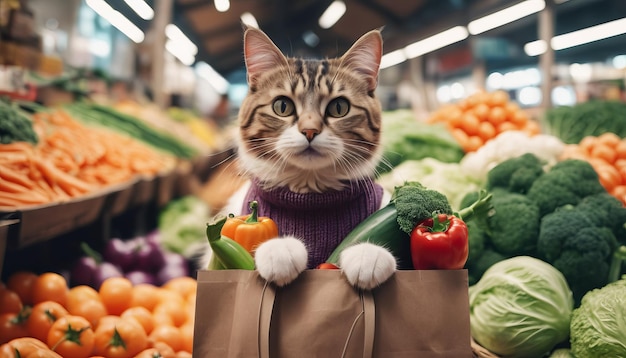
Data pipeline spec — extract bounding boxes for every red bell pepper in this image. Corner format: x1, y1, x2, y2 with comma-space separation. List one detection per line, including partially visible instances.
410, 213, 469, 270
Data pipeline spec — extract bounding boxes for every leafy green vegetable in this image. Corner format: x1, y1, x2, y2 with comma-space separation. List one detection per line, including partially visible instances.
158, 196, 211, 256
570, 275, 626, 358
543, 100, 626, 144
0, 98, 38, 144
377, 158, 482, 210
469, 256, 574, 358
377, 110, 464, 175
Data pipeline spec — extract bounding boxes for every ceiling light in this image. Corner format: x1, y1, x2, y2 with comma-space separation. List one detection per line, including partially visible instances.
524, 17, 626, 56
214, 0, 230, 12
468, 0, 545, 35
165, 39, 195, 66
86, 0, 144, 43
319, 1, 346, 29
404, 26, 469, 59
380, 49, 407, 69
195, 61, 230, 94
524, 40, 548, 56
551, 17, 626, 50
123, 0, 154, 20
165, 24, 198, 55
302, 31, 320, 47
240, 12, 258, 29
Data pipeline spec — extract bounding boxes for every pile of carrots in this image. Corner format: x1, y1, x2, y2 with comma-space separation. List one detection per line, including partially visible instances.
427, 90, 540, 152
0, 272, 195, 357
0, 110, 176, 209
560, 132, 626, 205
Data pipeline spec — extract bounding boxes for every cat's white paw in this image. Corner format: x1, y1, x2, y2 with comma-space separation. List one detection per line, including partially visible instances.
255, 236, 308, 286
339, 243, 396, 290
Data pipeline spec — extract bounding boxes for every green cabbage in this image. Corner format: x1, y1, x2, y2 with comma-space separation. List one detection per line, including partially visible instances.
377, 110, 464, 175
376, 158, 481, 210
570, 275, 626, 358
469, 256, 573, 357
158, 195, 211, 256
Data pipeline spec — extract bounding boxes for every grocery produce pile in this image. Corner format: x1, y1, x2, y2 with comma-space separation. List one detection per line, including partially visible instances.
3, 89, 626, 357
0, 271, 195, 357
375, 93, 626, 357
0, 98, 223, 209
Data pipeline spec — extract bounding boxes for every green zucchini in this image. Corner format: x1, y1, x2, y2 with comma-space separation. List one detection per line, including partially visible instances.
206, 216, 255, 270
326, 203, 413, 269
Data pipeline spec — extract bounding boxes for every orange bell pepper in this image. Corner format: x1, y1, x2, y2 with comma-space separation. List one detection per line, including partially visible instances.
221, 201, 279, 254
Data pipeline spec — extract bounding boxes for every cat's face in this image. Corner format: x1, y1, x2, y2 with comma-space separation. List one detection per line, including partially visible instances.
236, 27, 384, 193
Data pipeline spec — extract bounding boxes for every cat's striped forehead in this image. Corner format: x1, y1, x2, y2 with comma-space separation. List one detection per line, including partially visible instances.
287, 58, 337, 94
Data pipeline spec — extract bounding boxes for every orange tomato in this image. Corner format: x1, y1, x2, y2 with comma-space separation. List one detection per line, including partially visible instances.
162, 277, 197, 301
459, 113, 480, 136
477, 121, 497, 142
597, 132, 621, 147
179, 323, 194, 354
487, 90, 509, 107
67, 298, 107, 328
27, 301, 69, 343
0, 337, 63, 358
148, 325, 183, 353
32, 273, 68, 307
487, 106, 507, 126
590, 143, 617, 164
615, 140, 626, 160
153, 301, 188, 328
130, 284, 160, 311
67, 285, 100, 310
47, 315, 94, 358
120, 306, 155, 335
472, 103, 490, 121
0, 288, 23, 314
595, 165, 621, 192
578, 136, 598, 156
0, 311, 29, 345
93, 317, 148, 358
496, 121, 518, 134
465, 135, 484, 153
99, 277, 133, 316
611, 185, 626, 205
7, 271, 38, 306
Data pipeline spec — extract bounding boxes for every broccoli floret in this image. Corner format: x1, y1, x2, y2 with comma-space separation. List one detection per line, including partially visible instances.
483, 189, 541, 255
465, 221, 486, 269
486, 153, 545, 194
527, 159, 606, 216
576, 192, 626, 241
392, 181, 453, 234
537, 206, 618, 303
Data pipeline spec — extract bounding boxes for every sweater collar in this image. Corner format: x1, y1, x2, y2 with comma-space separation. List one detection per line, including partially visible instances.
250, 178, 379, 210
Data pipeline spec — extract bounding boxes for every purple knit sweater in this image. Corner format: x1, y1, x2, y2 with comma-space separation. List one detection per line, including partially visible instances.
241, 179, 384, 269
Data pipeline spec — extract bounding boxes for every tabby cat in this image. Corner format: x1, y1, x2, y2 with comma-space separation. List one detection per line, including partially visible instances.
208, 26, 396, 290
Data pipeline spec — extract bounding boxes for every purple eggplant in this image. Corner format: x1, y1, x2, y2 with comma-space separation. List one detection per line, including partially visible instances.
70, 256, 98, 287
125, 270, 158, 286
93, 262, 123, 289
103, 238, 135, 272
131, 237, 167, 272
156, 252, 190, 285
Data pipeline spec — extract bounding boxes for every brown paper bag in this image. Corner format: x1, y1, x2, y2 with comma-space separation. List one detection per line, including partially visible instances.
193, 269, 472, 358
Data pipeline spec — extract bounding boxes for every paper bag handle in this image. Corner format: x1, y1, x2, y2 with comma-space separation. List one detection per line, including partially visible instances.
257, 281, 376, 358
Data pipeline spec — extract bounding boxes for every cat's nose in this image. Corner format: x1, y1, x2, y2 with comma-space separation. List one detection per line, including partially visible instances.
302, 129, 319, 142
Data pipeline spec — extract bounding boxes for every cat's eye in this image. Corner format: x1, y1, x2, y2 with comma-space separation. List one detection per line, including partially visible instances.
272, 97, 295, 117
326, 98, 350, 118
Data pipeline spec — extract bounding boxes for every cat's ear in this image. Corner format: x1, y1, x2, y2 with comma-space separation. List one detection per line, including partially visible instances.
243, 27, 289, 86
340, 30, 383, 92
